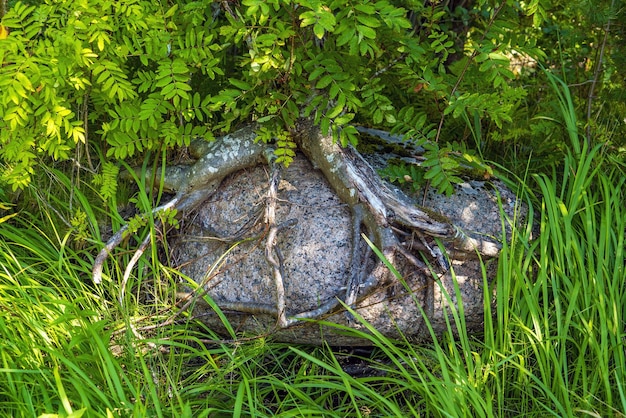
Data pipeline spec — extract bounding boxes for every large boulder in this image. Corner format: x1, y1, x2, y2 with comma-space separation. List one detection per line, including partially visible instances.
170, 140, 520, 345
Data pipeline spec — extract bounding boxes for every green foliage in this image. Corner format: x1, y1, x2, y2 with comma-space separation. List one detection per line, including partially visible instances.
3, 136, 625, 415
480, 0, 626, 171
0, 201, 17, 224
92, 161, 119, 201
0, 70, 624, 415
378, 162, 425, 193
1, 1, 626, 416
0, 212, 216, 417
538, 0, 626, 143
1, 0, 623, 195
379, 141, 493, 196
0, 0, 556, 194
420, 142, 465, 195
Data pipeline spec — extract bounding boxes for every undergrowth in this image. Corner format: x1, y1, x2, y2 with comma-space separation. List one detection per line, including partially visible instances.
1, 76, 625, 416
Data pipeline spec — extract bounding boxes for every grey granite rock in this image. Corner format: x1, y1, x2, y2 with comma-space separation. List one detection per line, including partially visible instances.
171, 151, 519, 345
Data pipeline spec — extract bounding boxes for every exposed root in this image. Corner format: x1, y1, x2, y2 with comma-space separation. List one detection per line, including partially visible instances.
180, 205, 264, 244
92, 127, 266, 284
93, 121, 505, 335
264, 156, 289, 327
93, 195, 180, 284
120, 233, 151, 305
216, 269, 381, 328
414, 232, 449, 270
295, 118, 501, 256
344, 204, 367, 321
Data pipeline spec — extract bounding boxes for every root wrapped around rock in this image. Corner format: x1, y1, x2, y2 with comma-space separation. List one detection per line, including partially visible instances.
93, 121, 523, 345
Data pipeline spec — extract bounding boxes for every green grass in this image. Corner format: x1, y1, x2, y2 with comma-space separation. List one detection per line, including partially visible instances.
1, 72, 625, 416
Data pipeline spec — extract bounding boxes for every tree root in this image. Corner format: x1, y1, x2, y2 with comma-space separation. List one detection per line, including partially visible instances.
93, 195, 180, 284
92, 126, 266, 284
93, 120, 502, 330
263, 155, 290, 327
344, 204, 367, 317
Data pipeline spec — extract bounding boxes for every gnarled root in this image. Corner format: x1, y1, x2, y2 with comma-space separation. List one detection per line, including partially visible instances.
263, 154, 291, 327
294, 118, 500, 257
93, 120, 502, 331
92, 126, 266, 285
